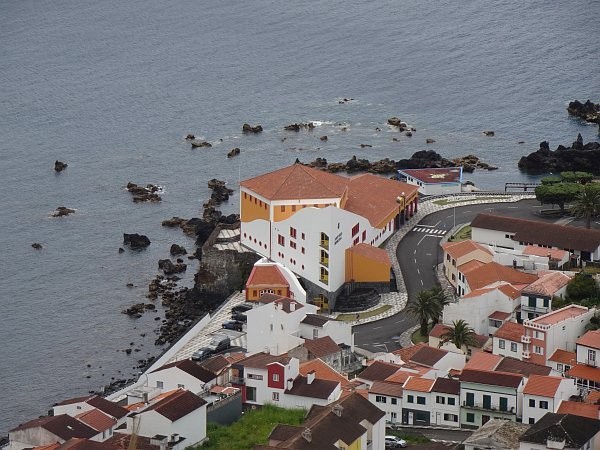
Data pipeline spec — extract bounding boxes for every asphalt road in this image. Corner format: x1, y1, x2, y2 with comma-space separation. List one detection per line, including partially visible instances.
354, 198, 596, 353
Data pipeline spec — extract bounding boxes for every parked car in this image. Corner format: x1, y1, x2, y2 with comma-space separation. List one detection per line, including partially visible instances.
231, 304, 253, 314
222, 320, 244, 331
385, 436, 407, 448
231, 312, 247, 323
191, 347, 213, 362
206, 334, 231, 353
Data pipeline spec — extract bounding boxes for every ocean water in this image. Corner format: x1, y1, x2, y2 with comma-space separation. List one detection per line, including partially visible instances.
0, 0, 599, 435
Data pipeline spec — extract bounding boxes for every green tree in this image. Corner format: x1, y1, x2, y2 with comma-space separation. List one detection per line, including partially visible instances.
535, 182, 582, 213
586, 314, 600, 331
429, 285, 451, 326
439, 319, 479, 352
540, 175, 562, 185
566, 272, 600, 304
407, 289, 440, 336
560, 171, 593, 184
570, 184, 600, 229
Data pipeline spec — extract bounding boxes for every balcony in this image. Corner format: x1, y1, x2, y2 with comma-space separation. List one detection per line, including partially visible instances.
230, 376, 245, 385
320, 239, 329, 250
320, 257, 329, 267
586, 359, 597, 367
462, 401, 514, 414
521, 335, 531, 343
521, 305, 550, 314
319, 274, 329, 284
522, 350, 531, 359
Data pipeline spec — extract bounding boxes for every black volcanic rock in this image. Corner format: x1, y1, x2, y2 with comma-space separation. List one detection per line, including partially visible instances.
123, 233, 151, 249
518, 137, 600, 174
54, 160, 68, 172
242, 123, 263, 133
567, 100, 600, 127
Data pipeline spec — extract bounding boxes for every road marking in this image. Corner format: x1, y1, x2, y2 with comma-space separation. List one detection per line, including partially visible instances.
373, 326, 382, 330
420, 279, 424, 285
417, 268, 420, 274
414, 249, 417, 254
426, 234, 443, 238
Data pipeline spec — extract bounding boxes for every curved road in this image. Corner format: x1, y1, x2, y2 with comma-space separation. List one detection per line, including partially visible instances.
353, 198, 593, 353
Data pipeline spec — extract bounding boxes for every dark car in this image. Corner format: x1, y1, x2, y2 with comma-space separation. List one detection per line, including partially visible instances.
231, 312, 247, 323
206, 334, 231, 353
191, 347, 213, 362
231, 304, 253, 314
222, 320, 244, 331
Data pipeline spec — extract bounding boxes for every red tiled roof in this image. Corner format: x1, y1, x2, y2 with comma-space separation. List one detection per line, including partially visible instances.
384, 370, 417, 385
75, 409, 116, 432
429, 324, 451, 339
567, 364, 600, 383
489, 311, 511, 321
241, 163, 348, 201
459, 369, 523, 388
494, 321, 525, 342
246, 264, 289, 288
10, 415, 97, 440
259, 295, 304, 313
577, 330, 600, 350
442, 240, 492, 259
464, 352, 502, 371
457, 260, 487, 275
409, 346, 449, 368
392, 343, 428, 362
140, 389, 206, 422
522, 272, 572, 297
152, 359, 217, 383
400, 167, 462, 184
557, 401, 600, 419
357, 361, 401, 382
523, 245, 569, 260
464, 261, 538, 291
369, 381, 403, 398
403, 376, 435, 393
495, 357, 552, 377
523, 375, 564, 397
531, 305, 590, 326
85, 396, 129, 420
346, 243, 391, 266
548, 349, 577, 365
300, 359, 350, 387
238, 352, 290, 369
431, 377, 460, 395
303, 336, 341, 358
285, 375, 339, 399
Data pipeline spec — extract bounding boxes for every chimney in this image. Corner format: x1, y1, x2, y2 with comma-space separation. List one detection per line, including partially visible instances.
289, 301, 296, 312
287, 378, 294, 390
307, 370, 315, 385
332, 404, 343, 417
301, 428, 312, 442
142, 392, 149, 404
170, 434, 179, 443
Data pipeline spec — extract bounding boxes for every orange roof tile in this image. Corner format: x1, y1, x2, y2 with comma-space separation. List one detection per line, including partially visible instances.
498, 284, 522, 299
442, 240, 492, 259
522, 272, 572, 297
346, 243, 391, 266
75, 408, 116, 432
343, 174, 418, 227
300, 359, 350, 387
494, 321, 525, 342
369, 381, 403, 398
465, 262, 538, 291
523, 245, 569, 260
392, 343, 428, 362
586, 390, 600, 405
531, 305, 590, 326
384, 370, 415, 385
489, 311, 512, 321
523, 375, 564, 398
429, 324, 451, 339
557, 401, 600, 419
548, 349, 577, 365
567, 364, 600, 383
246, 265, 289, 288
577, 330, 600, 350
458, 260, 487, 275
241, 163, 348, 201
464, 352, 502, 371
403, 376, 435, 393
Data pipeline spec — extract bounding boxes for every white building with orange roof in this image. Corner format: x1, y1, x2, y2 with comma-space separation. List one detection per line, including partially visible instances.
458, 261, 538, 297
401, 377, 436, 425
522, 375, 578, 424
244, 260, 297, 301
240, 163, 418, 310
443, 283, 521, 336
548, 349, 577, 376
520, 271, 573, 321
368, 380, 404, 425
441, 239, 493, 292
557, 400, 600, 419
493, 321, 527, 359
566, 330, 600, 393
398, 167, 463, 196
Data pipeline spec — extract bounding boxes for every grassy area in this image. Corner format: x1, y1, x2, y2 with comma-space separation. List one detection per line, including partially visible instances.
336, 304, 392, 322
411, 328, 429, 344
197, 404, 306, 450
448, 225, 471, 242
433, 196, 509, 206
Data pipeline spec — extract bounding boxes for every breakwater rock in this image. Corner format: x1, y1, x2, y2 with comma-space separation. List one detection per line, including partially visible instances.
568, 100, 600, 127
518, 135, 600, 174
123, 233, 151, 249
126, 182, 161, 203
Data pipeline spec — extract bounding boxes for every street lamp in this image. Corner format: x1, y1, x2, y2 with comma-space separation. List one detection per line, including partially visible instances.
396, 191, 406, 225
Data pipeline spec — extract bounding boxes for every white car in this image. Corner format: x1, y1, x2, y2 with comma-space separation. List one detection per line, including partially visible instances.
385, 435, 407, 448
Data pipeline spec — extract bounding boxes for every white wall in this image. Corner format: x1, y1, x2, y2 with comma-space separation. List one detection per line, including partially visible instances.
145, 367, 208, 395
368, 393, 402, 424
430, 393, 461, 427
493, 337, 524, 359
298, 319, 354, 349
471, 227, 518, 250
523, 379, 577, 425
253, 258, 306, 302
279, 383, 341, 409
577, 343, 600, 366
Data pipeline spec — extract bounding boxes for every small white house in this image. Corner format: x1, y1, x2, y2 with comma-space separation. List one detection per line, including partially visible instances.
522, 375, 578, 425
146, 359, 216, 394
368, 380, 404, 425
398, 167, 463, 196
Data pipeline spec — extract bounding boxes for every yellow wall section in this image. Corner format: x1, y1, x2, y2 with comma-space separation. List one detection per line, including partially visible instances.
345, 249, 390, 283
241, 193, 270, 222
346, 437, 361, 450
246, 286, 289, 301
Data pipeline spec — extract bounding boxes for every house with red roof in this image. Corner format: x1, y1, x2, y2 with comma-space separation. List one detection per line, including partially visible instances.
240, 163, 419, 311
125, 389, 207, 450
428, 323, 489, 357
566, 330, 600, 393
441, 239, 494, 293
245, 262, 292, 301
9, 415, 99, 450
368, 380, 404, 425
398, 167, 463, 196
548, 349, 577, 376
522, 375, 578, 425
520, 271, 572, 321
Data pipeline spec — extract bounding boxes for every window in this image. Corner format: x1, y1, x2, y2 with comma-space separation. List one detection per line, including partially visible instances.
529, 417, 535, 424
391, 398, 397, 405
375, 395, 387, 403
391, 412, 397, 421
436, 396, 445, 404
272, 392, 279, 401
407, 395, 414, 403
313, 329, 318, 339
447, 397, 456, 406
273, 374, 279, 382
247, 374, 263, 380
528, 297, 536, 307
511, 342, 518, 352
539, 400, 549, 409
156, 381, 164, 389
466, 392, 474, 406
246, 387, 257, 402
557, 363, 563, 372
534, 346, 543, 355
529, 399, 535, 407
291, 205, 296, 212
482, 395, 491, 409
280, 205, 285, 212
444, 414, 458, 422
466, 413, 475, 423
362, 230, 366, 242
446, 254, 451, 261
177, 384, 185, 389
543, 298, 549, 308
588, 349, 596, 362
499, 339, 506, 349
499, 397, 508, 412
301, 232, 305, 240
290, 241, 296, 249
417, 396, 426, 405
452, 258, 456, 267
301, 247, 305, 254
352, 223, 359, 237
290, 227, 297, 238
278, 234, 285, 246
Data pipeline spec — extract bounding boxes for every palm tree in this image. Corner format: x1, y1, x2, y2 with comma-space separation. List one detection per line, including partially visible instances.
439, 319, 479, 352
429, 285, 450, 326
571, 184, 600, 229
407, 289, 440, 336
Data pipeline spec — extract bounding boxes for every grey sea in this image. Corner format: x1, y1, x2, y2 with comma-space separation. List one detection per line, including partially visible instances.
0, 0, 598, 435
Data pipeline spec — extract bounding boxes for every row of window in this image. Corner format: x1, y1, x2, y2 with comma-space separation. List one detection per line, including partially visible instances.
244, 233, 269, 250
528, 399, 549, 409
498, 340, 518, 352
244, 192, 269, 210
